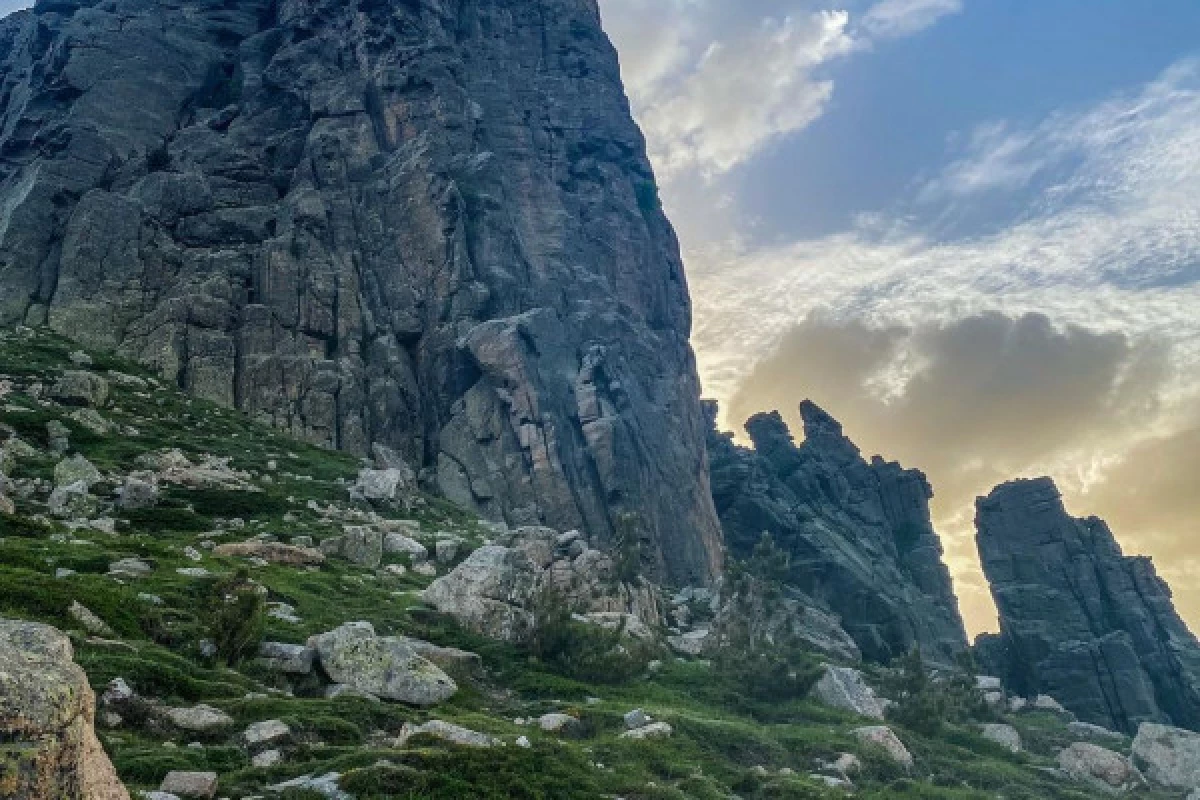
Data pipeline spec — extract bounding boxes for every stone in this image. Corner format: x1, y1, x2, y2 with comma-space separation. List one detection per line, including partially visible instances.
158, 771, 218, 799
620, 721, 673, 740
813, 667, 887, 720
340, 527, 384, 568
109, 558, 152, 577
351, 468, 416, 506
309, 622, 456, 706
68, 600, 114, 637
214, 541, 325, 567
252, 749, 284, 768
1058, 742, 1143, 794
46, 421, 70, 455
667, 629, 711, 657
50, 371, 110, 408
516, 735, 532, 749
980, 723, 1021, 753
70, 408, 115, 435
975, 477, 1200, 733
48, 481, 97, 518
537, 713, 581, 736
1131, 722, 1200, 790
851, 726, 913, 769
833, 753, 862, 775
0, 618, 130, 800
383, 534, 429, 562
400, 720, 499, 748
394, 637, 483, 677
624, 709, 652, 730
118, 475, 159, 510
975, 675, 1002, 691
161, 704, 234, 733
244, 719, 290, 748
705, 400, 967, 664
258, 642, 316, 675
435, 537, 463, 565
0, 0, 724, 586
421, 546, 540, 642
265, 772, 350, 799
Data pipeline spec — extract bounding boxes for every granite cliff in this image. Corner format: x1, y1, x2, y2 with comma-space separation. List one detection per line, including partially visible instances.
975, 477, 1200, 734
0, 0, 721, 583
705, 399, 968, 665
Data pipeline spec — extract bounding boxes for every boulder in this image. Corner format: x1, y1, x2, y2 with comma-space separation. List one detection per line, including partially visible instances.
117, 475, 159, 510
50, 371, 109, 407
0, 618, 129, 799
309, 622, 457, 706
243, 719, 290, 748
383, 533, 429, 562
341, 527, 384, 568
852, 726, 913, 769
421, 546, 540, 642
161, 704, 234, 733
1058, 742, 1144, 794
54, 455, 102, 488
258, 642, 317, 675
814, 667, 887, 720
1131, 722, 1200, 790
351, 468, 416, 506
265, 772, 350, 799
399, 720, 499, 748
67, 601, 115, 637
980, 723, 1021, 753
537, 713, 582, 736
620, 721, 673, 740
48, 481, 97, 518
158, 771, 218, 799
214, 541, 325, 567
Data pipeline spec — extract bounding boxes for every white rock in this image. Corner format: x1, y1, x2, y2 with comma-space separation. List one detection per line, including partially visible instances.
309, 622, 457, 706
1132, 722, 1200, 790
620, 721, 673, 740
980, 723, 1021, 753
161, 704, 234, 733
624, 709, 652, 730
399, 720, 500, 748
814, 666, 887, 720
252, 749, 284, 768
852, 726, 913, 768
1059, 742, 1143, 793
244, 719, 290, 748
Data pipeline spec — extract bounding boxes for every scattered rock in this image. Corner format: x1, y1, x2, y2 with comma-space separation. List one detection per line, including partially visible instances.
537, 713, 582, 736
814, 666, 887, 720
117, 475, 159, 510
975, 675, 1002, 691
310, 622, 457, 705
258, 642, 317, 674
48, 481, 97, 518
159, 771, 218, 799
351, 467, 417, 507
243, 719, 290, 748
1058, 742, 1143, 793
852, 726, 913, 769
68, 600, 115, 637
383, 533, 429, 562
624, 709, 652, 730
252, 749, 284, 768
265, 772, 350, 799
980, 723, 1021, 753
214, 541, 325, 566
399, 719, 500, 748
161, 704, 235, 733
620, 721, 673, 740
50, 370, 110, 407
1131, 722, 1200, 790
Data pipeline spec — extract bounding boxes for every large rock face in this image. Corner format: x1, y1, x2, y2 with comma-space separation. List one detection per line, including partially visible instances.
0, 618, 129, 800
0, 0, 721, 584
705, 399, 968, 664
975, 478, 1200, 734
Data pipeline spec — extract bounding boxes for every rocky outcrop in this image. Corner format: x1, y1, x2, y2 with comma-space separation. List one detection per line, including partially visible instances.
0, 618, 129, 800
975, 477, 1200, 734
1132, 722, 1200, 790
705, 399, 967, 664
0, 0, 721, 585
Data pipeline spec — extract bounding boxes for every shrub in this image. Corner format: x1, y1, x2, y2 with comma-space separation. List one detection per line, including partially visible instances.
204, 570, 266, 666
527, 586, 654, 684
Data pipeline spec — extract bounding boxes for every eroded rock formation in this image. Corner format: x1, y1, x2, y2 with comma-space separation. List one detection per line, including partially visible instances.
705, 399, 968, 664
0, 0, 721, 583
975, 477, 1200, 733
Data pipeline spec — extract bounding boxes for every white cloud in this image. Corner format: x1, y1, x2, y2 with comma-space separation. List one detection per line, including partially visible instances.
636, 12, 855, 177
860, 0, 963, 39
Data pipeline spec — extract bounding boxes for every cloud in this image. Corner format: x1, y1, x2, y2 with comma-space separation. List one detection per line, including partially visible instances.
635, 12, 855, 177
600, 0, 962, 178
860, 0, 963, 39
722, 312, 1180, 634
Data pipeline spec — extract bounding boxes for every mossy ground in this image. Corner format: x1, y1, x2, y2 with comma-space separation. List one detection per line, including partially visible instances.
0, 329, 1173, 799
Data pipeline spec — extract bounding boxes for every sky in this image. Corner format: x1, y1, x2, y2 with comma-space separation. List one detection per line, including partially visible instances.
598, 0, 1200, 637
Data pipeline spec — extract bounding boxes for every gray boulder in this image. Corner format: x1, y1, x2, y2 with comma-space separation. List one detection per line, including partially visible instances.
159, 772, 218, 800
1131, 722, 1200, 790
1058, 742, 1144, 794
50, 371, 109, 408
48, 481, 98, 519
852, 726, 913, 768
399, 720, 499, 748
258, 642, 317, 675
309, 622, 456, 706
54, 454, 102, 488
813, 666, 887, 720
161, 704, 234, 733
980, 723, 1021, 753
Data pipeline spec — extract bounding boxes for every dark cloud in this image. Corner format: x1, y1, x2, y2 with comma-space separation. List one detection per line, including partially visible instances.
725, 311, 1183, 634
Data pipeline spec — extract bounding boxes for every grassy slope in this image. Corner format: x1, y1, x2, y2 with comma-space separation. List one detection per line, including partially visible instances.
0, 329, 1169, 799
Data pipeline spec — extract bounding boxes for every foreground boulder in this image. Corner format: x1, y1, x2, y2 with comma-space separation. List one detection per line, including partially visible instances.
0, 618, 129, 799
813, 666, 886, 720
1131, 722, 1200, 790
976, 477, 1200, 733
1057, 742, 1144, 793
310, 622, 456, 706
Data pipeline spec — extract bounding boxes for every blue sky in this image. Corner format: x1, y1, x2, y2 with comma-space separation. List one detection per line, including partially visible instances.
601, 0, 1200, 634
